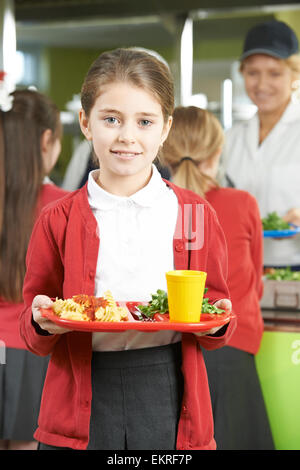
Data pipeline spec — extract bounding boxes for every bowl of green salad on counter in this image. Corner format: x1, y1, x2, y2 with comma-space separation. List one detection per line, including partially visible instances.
262, 212, 300, 238
261, 267, 300, 310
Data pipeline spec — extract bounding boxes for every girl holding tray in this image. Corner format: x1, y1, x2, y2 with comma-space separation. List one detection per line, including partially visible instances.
20, 48, 236, 450
161, 105, 274, 450
0, 88, 68, 450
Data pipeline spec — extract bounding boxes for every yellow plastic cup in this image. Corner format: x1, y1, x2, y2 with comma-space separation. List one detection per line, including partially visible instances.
166, 270, 207, 323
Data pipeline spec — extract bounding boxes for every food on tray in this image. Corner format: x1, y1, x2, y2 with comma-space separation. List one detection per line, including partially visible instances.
201, 289, 225, 313
136, 289, 169, 321
52, 291, 129, 322
262, 211, 290, 231
264, 267, 300, 281
127, 288, 225, 322
51, 287, 226, 324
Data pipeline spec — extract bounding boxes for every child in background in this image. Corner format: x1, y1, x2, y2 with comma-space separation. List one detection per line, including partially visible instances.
0, 89, 69, 450
161, 105, 274, 450
20, 48, 235, 451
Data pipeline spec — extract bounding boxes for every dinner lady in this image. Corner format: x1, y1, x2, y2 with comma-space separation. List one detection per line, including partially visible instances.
222, 20, 300, 268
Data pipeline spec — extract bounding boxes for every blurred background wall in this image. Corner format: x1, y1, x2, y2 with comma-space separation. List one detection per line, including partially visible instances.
2, 0, 300, 183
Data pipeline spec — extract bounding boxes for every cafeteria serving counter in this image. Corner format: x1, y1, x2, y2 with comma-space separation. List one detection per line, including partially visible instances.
255, 308, 300, 450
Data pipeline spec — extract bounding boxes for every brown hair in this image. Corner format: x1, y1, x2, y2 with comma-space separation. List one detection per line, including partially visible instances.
80, 48, 174, 123
161, 106, 224, 197
0, 89, 62, 302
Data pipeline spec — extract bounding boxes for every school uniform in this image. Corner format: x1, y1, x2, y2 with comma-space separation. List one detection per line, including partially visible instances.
0, 182, 69, 442
20, 166, 236, 450
222, 101, 300, 267
203, 187, 274, 450
206, 188, 263, 355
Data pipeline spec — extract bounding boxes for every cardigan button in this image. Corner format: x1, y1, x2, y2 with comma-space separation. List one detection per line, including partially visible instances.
182, 405, 188, 413
175, 241, 184, 252
89, 270, 94, 279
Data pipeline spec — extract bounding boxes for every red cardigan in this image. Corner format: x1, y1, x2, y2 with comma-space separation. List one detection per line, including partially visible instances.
206, 187, 264, 354
0, 183, 69, 349
20, 181, 236, 450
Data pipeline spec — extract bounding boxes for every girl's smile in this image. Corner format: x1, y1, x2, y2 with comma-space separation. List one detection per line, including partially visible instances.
79, 81, 172, 196
110, 149, 143, 160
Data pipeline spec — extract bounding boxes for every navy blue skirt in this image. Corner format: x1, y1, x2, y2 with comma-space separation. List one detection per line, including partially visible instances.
39, 342, 184, 450
203, 346, 274, 450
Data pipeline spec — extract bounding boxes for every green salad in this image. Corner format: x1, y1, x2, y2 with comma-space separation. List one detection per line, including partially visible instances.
138, 289, 169, 319
262, 212, 290, 231
265, 267, 300, 281
201, 288, 225, 313
138, 288, 225, 318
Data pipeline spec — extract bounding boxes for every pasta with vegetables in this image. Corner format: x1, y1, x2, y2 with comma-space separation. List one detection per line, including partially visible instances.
52, 291, 128, 322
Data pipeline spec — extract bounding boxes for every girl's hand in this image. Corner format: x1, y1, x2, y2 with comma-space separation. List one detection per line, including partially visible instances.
213, 298, 232, 313
282, 208, 300, 227
32, 295, 71, 335
193, 298, 232, 337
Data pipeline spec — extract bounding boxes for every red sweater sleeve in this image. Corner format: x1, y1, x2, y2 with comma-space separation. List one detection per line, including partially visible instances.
204, 208, 229, 303
19, 209, 65, 356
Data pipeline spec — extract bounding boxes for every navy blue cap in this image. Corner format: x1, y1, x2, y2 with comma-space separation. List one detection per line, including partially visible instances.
241, 20, 299, 60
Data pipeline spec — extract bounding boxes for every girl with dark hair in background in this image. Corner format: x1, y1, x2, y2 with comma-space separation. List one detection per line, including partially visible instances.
0, 88, 68, 450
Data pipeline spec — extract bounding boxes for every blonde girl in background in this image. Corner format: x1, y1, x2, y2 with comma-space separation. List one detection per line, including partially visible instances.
161, 105, 274, 450
0, 88, 68, 450
20, 48, 236, 450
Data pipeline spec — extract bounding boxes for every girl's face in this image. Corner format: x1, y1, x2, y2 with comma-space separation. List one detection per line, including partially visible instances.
79, 81, 172, 195
242, 54, 294, 115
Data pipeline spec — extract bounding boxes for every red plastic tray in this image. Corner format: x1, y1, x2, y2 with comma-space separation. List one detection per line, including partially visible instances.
41, 301, 233, 333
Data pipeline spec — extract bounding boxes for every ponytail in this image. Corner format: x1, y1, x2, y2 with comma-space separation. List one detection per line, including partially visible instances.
161, 106, 224, 198
171, 157, 217, 198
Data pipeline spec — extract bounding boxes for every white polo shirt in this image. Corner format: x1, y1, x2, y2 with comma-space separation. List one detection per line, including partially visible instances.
87, 165, 181, 351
